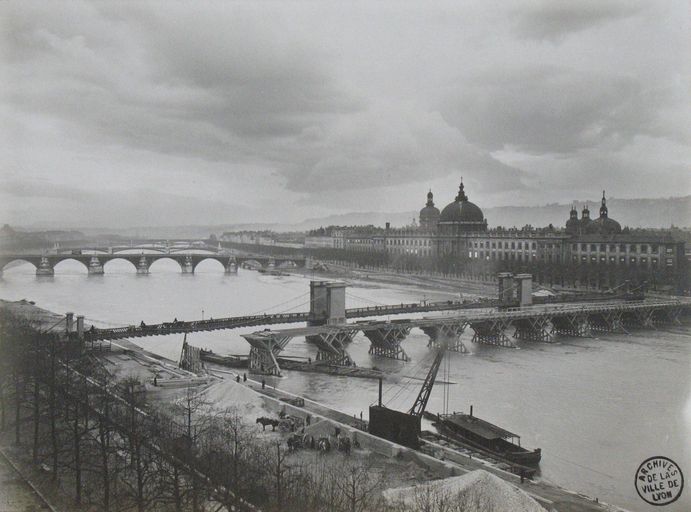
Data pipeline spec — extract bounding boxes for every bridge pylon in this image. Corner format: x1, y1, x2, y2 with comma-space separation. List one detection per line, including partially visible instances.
136, 254, 150, 275
224, 257, 237, 274
420, 322, 468, 353
587, 310, 628, 334
36, 256, 54, 276
311, 329, 357, 367
181, 255, 194, 273
244, 332, 292, 376
512, 316, 554, 343
550, 314, 592, 338
363, 323, 411, 360
469, 318, 515, 347
88, 256, 104, 275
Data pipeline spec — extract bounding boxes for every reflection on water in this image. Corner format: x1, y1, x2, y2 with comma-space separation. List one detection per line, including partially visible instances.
1, 259, 689, 511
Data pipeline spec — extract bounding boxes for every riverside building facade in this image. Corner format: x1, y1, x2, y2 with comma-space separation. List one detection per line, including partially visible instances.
358, 182, 686, 292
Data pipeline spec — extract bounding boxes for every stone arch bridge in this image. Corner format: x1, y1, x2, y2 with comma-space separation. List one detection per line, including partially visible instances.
0, 253, 306, 276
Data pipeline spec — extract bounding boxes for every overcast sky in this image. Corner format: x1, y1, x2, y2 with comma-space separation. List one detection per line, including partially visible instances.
1, 1, 689, 228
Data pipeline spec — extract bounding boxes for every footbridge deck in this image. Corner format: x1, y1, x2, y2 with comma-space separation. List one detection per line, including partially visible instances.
242, 299, 690, 375
84, 301, 471, 341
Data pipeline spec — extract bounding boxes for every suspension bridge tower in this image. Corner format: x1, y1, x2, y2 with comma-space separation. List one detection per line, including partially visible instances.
307, 280, 346, 326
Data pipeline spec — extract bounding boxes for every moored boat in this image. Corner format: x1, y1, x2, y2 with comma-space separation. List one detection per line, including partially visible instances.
432, 410, 541, 466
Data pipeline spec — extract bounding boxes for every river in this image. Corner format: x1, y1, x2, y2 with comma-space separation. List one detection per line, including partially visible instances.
1, 256, 689, 512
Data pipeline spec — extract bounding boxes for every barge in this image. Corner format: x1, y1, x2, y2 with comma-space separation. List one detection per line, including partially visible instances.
429, 409, 541, 466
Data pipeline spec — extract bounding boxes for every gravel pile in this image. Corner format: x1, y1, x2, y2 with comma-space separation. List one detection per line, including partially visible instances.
382, 469, 544, 512
203, 379, 269, 417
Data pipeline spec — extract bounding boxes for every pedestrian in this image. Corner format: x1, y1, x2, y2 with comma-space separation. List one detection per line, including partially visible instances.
261, 378, 265, 389
243, 373, 247, 382
153, 376, 157, 386
236, 375, 240, 383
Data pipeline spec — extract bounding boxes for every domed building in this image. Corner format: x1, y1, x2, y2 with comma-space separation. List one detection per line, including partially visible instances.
419, 190, 440, 230
579, 205, 595, 234
565, 205, 579, 234
438, 181, 487, 235
592, 191, 622, 235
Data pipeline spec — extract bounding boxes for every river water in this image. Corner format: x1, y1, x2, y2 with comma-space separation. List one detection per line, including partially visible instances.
1, 256, 689, 512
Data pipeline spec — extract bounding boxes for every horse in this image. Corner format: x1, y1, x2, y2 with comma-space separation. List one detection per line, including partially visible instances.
302, 434, 315, 449
255, 417, 279, 431
317, 437, 331, 452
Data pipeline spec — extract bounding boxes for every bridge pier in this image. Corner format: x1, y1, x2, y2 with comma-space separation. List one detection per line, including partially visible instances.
136, 255, 150, 275
225, 258, 238, 274
362, 324, 411, 360
181, 255, 194, 274
623, 308, 656, 329
36, 256, 54, 276
243, 332, 292, 376
88, 256, 104, 275
550, 314, 591, 337
655, 306, 683, 326
512, 316, 554, 343
311, 330, 357, 367
588, 310, 628, 334
420, 322, 468, 353
470, 318, 515, 347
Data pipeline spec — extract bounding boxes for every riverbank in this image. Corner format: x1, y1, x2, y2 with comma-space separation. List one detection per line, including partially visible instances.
286, 263, 497, 300
1, 298, 630, 512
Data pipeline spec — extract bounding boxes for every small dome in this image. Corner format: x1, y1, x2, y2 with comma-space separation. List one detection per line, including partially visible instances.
419, 189, 440, 230
439, 182, 485, 224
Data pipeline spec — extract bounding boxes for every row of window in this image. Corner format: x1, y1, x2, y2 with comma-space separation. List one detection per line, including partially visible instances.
572, 243, 668, 254
388, 239, 433, 247
390, 248, 433, 256
571, 255, 674, 266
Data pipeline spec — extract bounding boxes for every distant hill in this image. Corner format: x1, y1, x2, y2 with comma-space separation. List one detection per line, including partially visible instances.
291, 195, 691, 231
483, 196, 690, 230
14, 195, 690, 239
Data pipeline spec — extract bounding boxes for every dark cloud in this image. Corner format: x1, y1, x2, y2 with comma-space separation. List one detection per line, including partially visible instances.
512, 0, 643, 42
1, 1, 689, 228
3, 1, 528, 199
440, 66, 686, 155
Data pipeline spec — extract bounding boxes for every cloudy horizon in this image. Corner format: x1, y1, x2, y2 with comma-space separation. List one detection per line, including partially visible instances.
2, 1, 690, 228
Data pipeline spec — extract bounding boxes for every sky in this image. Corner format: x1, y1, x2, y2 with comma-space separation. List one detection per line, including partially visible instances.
1, 1, 690, 228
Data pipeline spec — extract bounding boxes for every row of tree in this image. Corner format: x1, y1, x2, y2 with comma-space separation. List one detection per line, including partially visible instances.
1, 309, 465, 512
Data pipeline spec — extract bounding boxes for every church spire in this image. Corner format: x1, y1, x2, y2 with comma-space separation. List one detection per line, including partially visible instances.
426, 189, 434, 207
456, 178, 468, 202
600, 190, 608, 218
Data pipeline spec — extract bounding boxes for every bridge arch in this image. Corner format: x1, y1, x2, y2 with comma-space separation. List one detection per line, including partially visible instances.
192, 257, 227, 272
102, 257, 140, 272
1, 258, 39, 271
147, 256, 187, 273
53, 257, 89, 273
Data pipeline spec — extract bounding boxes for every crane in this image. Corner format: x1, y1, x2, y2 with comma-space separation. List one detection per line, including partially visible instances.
407, 340, 447, 417
369, 339, 448, 448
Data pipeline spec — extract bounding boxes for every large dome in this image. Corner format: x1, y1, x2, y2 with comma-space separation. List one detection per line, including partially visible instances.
593, 191, 622, 235
593, 216, 622, 234
439, 182, 485, 223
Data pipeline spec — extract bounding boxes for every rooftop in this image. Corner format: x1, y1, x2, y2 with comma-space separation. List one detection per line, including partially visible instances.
442, 413, 518, 440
